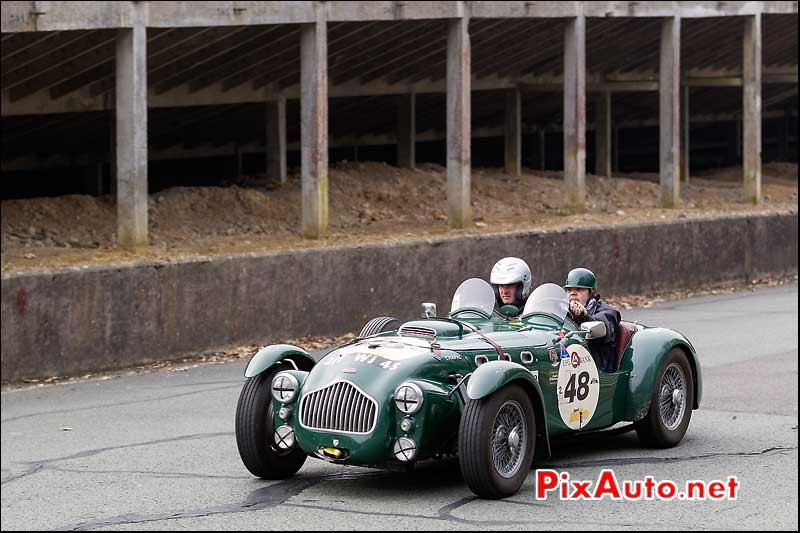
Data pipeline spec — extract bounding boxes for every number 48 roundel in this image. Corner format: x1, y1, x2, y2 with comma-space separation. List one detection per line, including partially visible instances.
556, 344, 600, 430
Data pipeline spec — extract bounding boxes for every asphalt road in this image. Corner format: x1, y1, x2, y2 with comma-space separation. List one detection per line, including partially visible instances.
2, 284, 797, 530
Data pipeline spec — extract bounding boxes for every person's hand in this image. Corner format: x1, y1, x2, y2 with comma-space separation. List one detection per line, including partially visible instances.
569, 300, 586, 317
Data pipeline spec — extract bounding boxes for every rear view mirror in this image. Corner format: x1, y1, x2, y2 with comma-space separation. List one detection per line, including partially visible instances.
581, 321, 606, 340
422, 303, 437, 318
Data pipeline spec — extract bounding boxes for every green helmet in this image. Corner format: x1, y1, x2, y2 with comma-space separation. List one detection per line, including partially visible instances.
563, 268, 596, 290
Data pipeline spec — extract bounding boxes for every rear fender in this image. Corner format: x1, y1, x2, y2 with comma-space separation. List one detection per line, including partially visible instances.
465, 360, 552, 459
623, 328, 702, 421
244, 344, 316, 378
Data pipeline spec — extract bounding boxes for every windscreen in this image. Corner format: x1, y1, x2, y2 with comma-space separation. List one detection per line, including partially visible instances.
449, 278, 496, 317
521, 283, 569, 320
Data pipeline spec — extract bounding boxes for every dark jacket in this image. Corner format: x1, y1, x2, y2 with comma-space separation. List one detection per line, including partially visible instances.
568, 298, 621, 373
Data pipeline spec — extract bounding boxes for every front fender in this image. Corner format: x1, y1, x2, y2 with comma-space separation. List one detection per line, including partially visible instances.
624, 328, 702, 421
244, 344, 316, 378
465, 360, 551, 459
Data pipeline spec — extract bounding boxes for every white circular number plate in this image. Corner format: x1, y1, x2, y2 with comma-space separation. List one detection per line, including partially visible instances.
556, 344, 600, 429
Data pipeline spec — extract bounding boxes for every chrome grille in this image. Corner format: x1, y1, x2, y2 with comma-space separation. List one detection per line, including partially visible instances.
299, 381, 377, 434
398, 326, 437, 339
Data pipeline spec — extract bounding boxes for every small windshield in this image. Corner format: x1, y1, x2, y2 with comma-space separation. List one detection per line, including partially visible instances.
450, 278, 496, 317
521, 283, 569, 320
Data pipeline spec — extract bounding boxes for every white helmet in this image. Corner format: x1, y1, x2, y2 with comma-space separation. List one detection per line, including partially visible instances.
490, 257, 532, 300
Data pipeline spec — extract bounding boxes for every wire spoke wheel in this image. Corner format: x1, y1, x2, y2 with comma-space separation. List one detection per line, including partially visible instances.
490, 401, 527, 479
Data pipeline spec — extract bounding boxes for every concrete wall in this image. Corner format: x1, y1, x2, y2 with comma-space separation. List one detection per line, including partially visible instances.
2, 212, 797, 382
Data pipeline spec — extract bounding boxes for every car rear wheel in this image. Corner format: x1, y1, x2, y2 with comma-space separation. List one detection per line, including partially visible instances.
235, 364, 306, 478
359, 316, 400, 337
458, 383, 536, 499
634, 347, 694, 448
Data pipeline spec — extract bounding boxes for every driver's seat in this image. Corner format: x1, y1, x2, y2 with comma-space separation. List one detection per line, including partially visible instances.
614, 322, 637, 372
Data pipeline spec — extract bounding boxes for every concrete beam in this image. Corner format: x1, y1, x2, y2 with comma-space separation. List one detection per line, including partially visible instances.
595, 91, 611, 177
659, 17, 680, 208
743, 14, 762, 204
563, 15, 586, 210
115, 5, 148, 247
396, 92, 415, 168
5, 2, 797, 33
680, 85, 690, 183
300, 19, 329, 238
504, 88, 521, 176
446, 14, 471, 229
265, 96, 287, 183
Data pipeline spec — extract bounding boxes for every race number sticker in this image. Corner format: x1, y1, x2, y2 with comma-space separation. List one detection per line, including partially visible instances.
556, 344, 600, 429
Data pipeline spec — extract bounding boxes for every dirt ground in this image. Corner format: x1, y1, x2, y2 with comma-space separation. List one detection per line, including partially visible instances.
1, 162, 797, 273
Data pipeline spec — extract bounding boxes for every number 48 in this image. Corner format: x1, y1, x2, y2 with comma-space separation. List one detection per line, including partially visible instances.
564, 371, 590, 403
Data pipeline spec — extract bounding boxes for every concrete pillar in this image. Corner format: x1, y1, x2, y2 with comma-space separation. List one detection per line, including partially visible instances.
595, 91, 611, 177
680, 85, 690, 183
743, 14, 761, 204
300, 20, 328, 238
397, 92, 415, 168
504, 88, 521, 176
446, 16, 471, 228
265, 97, 287, 183
115, 4, 148, 247
563, 16, 586, 210
659, 17, 680, 208
537, 129, 546, 170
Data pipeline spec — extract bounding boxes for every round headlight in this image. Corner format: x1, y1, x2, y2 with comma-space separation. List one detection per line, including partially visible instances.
394, 382, 423, 415
393, 437, 417, 462
272, 372, 299, 403
274, 425, 295, 449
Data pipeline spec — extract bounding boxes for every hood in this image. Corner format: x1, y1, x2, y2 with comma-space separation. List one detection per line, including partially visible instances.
304, 336, 471, 399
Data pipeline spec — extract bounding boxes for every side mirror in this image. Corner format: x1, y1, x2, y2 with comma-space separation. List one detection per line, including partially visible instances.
422, 302, 437, 318
500, 304, 520, 317
581, 321, 607, 340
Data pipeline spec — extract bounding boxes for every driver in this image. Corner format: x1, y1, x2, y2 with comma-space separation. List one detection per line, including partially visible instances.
490, 257, 532, 312
563, 267, 621, 373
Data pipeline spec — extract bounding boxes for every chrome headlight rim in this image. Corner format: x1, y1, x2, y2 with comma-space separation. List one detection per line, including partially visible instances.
272, 372, 299, 404
393, 437, 417, 462
394, 382, 424, 415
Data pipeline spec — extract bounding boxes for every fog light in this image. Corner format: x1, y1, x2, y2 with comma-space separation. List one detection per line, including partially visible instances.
400, 417, 415, 433
393, 437, 417, 462
274, 425, 295, 449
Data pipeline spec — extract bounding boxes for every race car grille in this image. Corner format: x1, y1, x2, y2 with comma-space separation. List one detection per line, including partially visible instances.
398, 326, 437, 339
299, 381, 377, 434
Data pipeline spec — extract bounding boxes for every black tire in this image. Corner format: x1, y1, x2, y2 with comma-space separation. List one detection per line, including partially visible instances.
359, 316, 400, 337
458, 383, 536, 499
634, 347, 694, 448
235, 364, 306, 479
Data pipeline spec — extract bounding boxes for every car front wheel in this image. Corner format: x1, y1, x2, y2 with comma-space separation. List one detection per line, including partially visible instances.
458, 383, 536, 499
235, 364, 306, 478
634, 347, 694, 448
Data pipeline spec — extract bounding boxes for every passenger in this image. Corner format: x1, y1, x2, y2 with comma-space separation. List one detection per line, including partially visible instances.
563, 268, 621, 373
490, 257, 532, 315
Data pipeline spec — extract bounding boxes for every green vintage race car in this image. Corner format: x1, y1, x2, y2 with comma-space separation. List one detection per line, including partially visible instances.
235, 279, 702, 499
